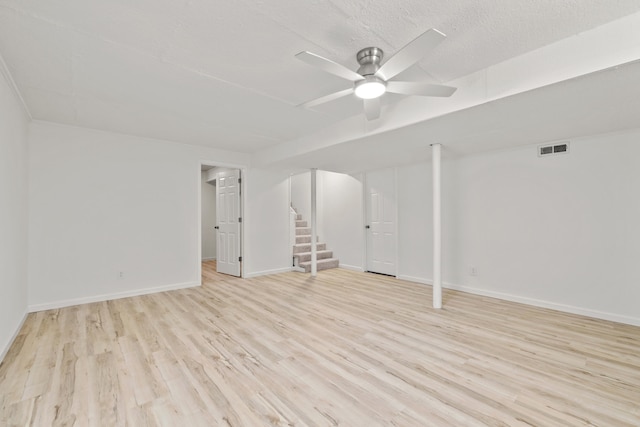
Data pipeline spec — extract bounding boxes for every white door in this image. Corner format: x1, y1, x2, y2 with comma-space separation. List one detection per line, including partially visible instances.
365, 168, 397, 276
216, 169, 241, 276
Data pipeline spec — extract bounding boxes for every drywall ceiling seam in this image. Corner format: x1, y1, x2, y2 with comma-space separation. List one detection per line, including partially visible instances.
0, 50, 32, 119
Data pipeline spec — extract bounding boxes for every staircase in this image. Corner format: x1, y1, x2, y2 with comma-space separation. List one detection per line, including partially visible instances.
292, 212, 339, 273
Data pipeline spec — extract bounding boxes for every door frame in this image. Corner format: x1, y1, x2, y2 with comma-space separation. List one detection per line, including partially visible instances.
362, 167, 399, 276
198, 161, 248, 282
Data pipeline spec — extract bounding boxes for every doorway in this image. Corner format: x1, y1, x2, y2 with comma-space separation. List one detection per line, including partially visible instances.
200, 164, 243, 278
216, 169, 242, 276
365, 168, 397, 276
201, 168, 217, 262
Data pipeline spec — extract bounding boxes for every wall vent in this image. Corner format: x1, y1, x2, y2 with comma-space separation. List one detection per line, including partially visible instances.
539, 142, 569, 157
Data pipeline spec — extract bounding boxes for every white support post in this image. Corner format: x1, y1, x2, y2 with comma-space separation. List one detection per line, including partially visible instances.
310, 168, 318, 277
432, 144, 442, 309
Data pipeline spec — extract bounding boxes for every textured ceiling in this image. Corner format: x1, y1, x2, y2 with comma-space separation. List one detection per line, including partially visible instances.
0, 0, 639, 155
275, 60, 640, 174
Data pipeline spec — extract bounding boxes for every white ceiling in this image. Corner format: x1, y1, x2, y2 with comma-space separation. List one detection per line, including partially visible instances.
1, 0, 640, 164
275, 59, 640, 174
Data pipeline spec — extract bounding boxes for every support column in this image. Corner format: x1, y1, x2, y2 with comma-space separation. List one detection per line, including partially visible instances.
310, 168, 318, 277
432, 144, 442, 309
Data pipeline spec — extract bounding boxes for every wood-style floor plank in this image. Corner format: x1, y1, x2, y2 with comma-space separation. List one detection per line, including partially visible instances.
1, 261, 639, 426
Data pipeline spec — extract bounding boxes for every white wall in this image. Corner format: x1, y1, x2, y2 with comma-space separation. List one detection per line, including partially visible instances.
290, 172, 311, 223
28, 122, 249, 310
201, 172, 216, 260
297, 165, 450, 278
396, 163, 434, 282
290, 170, 362, 268
320, 171, 364, 270
0, 64, 29, 361
21, 109, 640, 327
333, 135, 640, 326
244, 168, 292, 277
290, 170, 325, 239
387, 134, 640, 325
449, 134, 640, 324
396, 159, 459, 284
305, 165, 446, 277
320, 164, 452, 278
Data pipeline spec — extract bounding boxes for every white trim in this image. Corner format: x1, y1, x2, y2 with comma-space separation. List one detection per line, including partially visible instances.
396, 275, 640, 327
339, 264, 365, 272
289, 176, 294, 266
201, 257, 216, 261
0, 50, 31, 119
393, 166, 399, 278
240, 167, 247, 279
197, 168, 204, 283
362, 173, 368, 272
445, 282, 640, 327
28, 281, 200, 313
244, 267, 295, 278
310, 168, 317, 277
397, 275, 432, 285
431, 143, 442, 309
0, 312, 28, 363
198, 162, 248, 283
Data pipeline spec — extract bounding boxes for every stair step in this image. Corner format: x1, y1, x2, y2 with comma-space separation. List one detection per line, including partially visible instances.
296, 227, 311, 235
293, 250, 333, 263
299, 258, 339, 273
296, 220, 307, 227
296, 214, 302, 220
293, 243, 326, 254
295, 235, 319, 244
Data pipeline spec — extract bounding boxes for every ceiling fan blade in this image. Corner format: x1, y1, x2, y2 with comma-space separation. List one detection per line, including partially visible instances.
385, 81, 457, 97
299, 88, 354, 108
376, 29, 446, 81
364, 98, 381, 120
295, 51, 364, 82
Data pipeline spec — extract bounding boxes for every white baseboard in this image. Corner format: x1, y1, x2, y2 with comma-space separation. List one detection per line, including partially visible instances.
28, 281, 201, 313
1, 311, 28, 363
397, 275, 640, 327
397, 275, 432, 285
202, 257, 216, 261
446, 282, 640, 327
244, 267, 295, 278
339, 264, 365, 272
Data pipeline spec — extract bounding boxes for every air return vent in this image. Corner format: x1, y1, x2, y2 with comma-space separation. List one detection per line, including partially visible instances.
539, 142, 569, 157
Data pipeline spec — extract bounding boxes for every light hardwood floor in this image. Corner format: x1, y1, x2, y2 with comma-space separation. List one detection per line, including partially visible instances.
1, 261, 639, 426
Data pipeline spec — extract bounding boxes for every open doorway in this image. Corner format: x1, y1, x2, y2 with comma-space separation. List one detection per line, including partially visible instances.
200, 163, 244, 279
201, 166, 217, 262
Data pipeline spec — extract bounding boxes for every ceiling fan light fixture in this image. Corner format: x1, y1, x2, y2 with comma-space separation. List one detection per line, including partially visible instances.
354, 76, 386, 99
296, 29, 455, 120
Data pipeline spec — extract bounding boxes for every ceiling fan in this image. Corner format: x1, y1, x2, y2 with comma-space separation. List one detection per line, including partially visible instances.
295, 29, 457, 120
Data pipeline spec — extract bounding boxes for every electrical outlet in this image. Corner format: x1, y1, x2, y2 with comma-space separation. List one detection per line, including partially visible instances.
118, 271, 125, 280
469, 267, 477, 276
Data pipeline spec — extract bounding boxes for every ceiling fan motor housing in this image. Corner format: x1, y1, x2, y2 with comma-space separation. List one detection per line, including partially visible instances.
356, 47, 383, 76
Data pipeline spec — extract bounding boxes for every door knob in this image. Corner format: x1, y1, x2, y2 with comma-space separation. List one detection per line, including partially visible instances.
214, 226, 219, 229
365, 225, 370, 229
